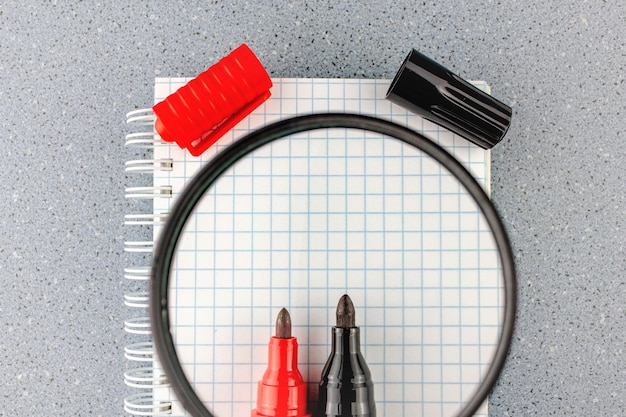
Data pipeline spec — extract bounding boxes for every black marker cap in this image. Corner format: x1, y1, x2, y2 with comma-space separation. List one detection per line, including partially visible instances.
386, 49, 512, 149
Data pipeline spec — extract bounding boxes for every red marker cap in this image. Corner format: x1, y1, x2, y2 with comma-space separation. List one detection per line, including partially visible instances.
153, 44, 273, 156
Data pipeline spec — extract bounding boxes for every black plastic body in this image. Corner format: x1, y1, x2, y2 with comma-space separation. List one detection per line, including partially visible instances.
315, 327, 376, 417
386, 49, 512, 149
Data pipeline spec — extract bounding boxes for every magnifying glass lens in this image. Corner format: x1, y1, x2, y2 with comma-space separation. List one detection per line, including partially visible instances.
151, 116, 514, 417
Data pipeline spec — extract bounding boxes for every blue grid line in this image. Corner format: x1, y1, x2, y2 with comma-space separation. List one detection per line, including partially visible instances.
400, 108, 406, 417
419, 114, 425, 416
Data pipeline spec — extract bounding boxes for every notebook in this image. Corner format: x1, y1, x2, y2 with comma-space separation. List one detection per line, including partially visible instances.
124, 78, 502, 417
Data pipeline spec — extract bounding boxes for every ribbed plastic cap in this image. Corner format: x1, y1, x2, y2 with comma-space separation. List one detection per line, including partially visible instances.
386, 49, 512, 149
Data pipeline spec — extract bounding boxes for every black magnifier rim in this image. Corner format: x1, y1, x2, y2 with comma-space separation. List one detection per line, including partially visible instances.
150, 113, 516, 417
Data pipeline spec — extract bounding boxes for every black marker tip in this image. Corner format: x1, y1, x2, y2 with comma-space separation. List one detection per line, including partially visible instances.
317, 294, 376, 417
275, 307, 292, 338
336, 294, 356, 328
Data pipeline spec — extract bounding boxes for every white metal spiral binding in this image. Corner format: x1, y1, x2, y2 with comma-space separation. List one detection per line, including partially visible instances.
126, 108, 157, 125
125, 342, 155, 362
124, 367, 170, 389
125, 186, 172, 199
124, 108, 172, 416
124, 241, 155, 253
124, 392, 171, 416
124, 316, 151, 335
124, 291, 150, 309
124, 213, 169, 226
125, 159, 174, 173
125, 131, 164, 148
124, 266, 151, 281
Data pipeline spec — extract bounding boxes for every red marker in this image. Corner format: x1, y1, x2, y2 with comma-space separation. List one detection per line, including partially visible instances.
252, 308, 310, 417
153, 44, 272, 156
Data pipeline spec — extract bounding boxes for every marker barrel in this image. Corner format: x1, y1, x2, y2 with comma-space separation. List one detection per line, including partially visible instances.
316, 328, 376, 417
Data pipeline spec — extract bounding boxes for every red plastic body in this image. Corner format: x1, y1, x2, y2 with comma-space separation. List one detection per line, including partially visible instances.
153, 44, 272, 156
251, 336, 310, 417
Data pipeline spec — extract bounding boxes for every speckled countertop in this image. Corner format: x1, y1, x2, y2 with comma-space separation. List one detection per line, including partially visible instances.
1, 1, 624, 416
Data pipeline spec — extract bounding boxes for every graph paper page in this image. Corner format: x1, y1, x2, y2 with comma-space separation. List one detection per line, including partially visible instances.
152, 78, 501, 417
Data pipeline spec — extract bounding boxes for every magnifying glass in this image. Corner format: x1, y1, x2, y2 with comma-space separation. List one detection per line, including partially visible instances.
148, 113, 516, 417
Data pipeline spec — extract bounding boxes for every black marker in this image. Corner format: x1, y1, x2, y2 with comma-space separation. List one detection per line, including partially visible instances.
315, 294, 376, 417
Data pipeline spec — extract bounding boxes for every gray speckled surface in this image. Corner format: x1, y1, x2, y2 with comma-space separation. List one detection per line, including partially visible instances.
1, 1, 624, 416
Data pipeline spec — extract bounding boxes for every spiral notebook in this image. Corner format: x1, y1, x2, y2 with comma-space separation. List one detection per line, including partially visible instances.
124, 78, 502, 417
